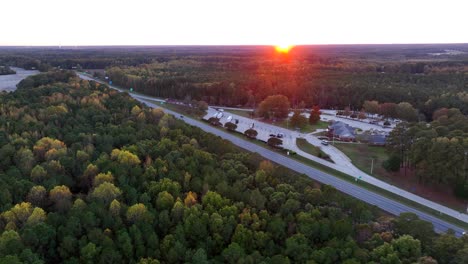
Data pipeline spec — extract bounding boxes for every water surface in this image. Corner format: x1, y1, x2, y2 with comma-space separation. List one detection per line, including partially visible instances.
0, 67, 39, 92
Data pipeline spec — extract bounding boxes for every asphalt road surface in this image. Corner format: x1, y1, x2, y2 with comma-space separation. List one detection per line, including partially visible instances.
77, 72, 466, 236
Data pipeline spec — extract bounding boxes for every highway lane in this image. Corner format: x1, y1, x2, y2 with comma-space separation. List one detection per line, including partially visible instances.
134, 96, 464, 236
77, 73, 466, 236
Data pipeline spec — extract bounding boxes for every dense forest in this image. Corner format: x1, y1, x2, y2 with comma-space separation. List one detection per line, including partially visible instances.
386, 108, 468, 199
1, 71, 467, 263
104, 57, 468, 121
1, 45, 467, 120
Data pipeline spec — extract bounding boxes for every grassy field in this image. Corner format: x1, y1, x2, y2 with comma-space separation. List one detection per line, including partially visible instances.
334, 143, 388, 175
296, 138, 333, 162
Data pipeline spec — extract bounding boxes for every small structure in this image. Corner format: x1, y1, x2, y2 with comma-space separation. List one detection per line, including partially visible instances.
327, 121, 356, 142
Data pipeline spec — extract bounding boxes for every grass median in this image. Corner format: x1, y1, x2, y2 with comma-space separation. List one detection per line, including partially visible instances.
296, 138, 333, 162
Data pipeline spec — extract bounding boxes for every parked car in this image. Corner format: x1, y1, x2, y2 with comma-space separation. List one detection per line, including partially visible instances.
321, 140, 329, 146
277, 133, 284, 138
269, 134, 276, 137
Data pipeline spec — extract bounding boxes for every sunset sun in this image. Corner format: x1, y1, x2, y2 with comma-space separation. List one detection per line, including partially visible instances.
275, 44, 294, 53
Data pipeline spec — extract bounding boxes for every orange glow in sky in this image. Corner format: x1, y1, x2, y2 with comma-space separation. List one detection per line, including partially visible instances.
275, 45, 294, 53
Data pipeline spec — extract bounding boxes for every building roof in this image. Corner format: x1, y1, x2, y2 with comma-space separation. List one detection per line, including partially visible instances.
329, 121, 356, 138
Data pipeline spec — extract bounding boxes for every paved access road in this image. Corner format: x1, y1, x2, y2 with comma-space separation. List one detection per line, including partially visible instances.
77, 73, 466, 236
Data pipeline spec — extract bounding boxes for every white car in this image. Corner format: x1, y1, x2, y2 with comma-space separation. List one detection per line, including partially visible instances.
321, 140, 329, 146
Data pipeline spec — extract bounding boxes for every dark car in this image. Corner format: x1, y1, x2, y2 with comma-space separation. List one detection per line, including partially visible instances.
269, 134, 276, 137
180, 115, 184, 118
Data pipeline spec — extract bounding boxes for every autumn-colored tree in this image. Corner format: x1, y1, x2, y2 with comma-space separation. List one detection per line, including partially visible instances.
79, 163, 99, 191
109, 199, 121, 217
256, 95, 290, 119
432, 107, 449, 121
131, 105, 142, 116
208, 117, 221, 126
26, 207, 47, 226
267, 137, 283, 148
90, 182, 122, 204
50, 185, 72, 212
244, 129, 258, 139
379, 102, 397, 118
33, 137, 67, 161
290, 111, 307, 129
26, 186, 47, 207
259, 160, 275, 175
363, 100, 380, 115
126, 203, 149, 223
309, 106, 321, 124
149, 108, 165, 123
344, 106, 351, 116
396, 102, 418, 121
30, 165, 47, 183
224, 122, 237, 131
2, 202, 33, 227
111, 149, 141, 166
93, 172, 114, 187
72, 198, 87, 211
358, 110, 367, 119
184, 191, 198, 207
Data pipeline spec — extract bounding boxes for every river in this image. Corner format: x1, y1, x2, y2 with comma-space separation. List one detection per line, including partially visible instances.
0, 67, 39, 92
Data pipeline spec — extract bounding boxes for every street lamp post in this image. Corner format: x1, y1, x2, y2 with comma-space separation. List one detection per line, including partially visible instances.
370, 158, 374, 175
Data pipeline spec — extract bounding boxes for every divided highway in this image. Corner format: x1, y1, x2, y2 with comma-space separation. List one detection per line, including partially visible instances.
78, 73, 466, 236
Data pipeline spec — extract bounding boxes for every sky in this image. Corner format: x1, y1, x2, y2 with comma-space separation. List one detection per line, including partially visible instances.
1, 0, 467, 46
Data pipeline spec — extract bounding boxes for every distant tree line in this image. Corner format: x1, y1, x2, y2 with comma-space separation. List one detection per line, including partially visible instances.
1, 46, 467, 120
104, 59, 467, 121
